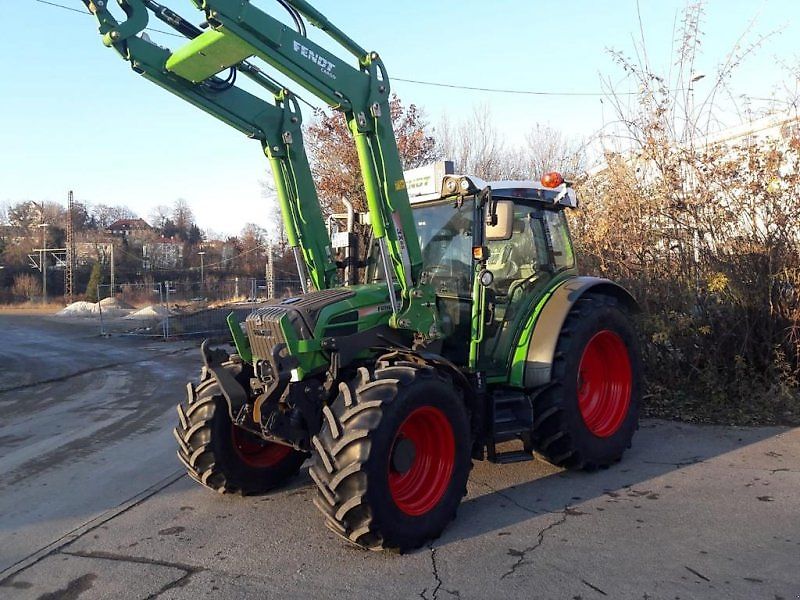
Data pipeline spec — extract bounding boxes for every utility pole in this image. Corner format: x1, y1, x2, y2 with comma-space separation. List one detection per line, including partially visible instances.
65, 190, 76, 303
266, 244, 274, 299
197, 251, 206, 289
38, 223, 49, 304
110, 242, 115, 296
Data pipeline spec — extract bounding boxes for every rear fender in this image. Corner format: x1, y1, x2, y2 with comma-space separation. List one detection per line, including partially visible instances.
516, 277, 639, 388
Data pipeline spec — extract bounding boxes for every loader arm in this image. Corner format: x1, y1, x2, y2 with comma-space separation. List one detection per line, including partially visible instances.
83, 0, 436, 333
187, 0, 424, 295
83, 0, 337, 291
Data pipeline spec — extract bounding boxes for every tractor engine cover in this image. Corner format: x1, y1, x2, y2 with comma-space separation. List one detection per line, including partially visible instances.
245, 288, 355, 359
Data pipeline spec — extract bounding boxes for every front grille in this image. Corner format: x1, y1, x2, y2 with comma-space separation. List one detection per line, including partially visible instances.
245, 288, 356, 360
245, 306, 293, 361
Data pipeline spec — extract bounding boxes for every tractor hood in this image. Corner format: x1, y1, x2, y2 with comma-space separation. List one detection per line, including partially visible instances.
244, 283, 397, 371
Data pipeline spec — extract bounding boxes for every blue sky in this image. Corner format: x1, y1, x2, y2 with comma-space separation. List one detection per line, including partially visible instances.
2, 1, 798, 236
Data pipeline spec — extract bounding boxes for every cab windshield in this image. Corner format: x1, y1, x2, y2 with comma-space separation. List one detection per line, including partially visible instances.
416, 201, 474, 296
366, 200, 475, 296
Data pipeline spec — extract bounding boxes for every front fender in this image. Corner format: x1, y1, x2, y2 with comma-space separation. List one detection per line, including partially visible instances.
515, 276, 639, 389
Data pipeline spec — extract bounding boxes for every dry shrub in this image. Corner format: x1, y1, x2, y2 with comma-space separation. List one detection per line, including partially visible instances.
11, 273, 42, 301
574, 137, 800, 425
571, 1, 800, 425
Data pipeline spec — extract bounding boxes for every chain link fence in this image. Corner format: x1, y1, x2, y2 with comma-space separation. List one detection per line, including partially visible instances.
93, 277, 302, 339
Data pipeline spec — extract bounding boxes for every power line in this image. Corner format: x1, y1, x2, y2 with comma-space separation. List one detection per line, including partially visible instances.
37, 0, 619, 98
33, 0, 799, 103
34, 0, 186, 38
34, 0, 86, 14
392, 76, 630, 97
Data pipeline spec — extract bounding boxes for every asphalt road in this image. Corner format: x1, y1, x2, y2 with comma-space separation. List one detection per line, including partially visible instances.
0, 314, 798, 599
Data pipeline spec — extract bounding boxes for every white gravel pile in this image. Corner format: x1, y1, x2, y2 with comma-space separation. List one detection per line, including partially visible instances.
56, 301, 97, 317
100, 297, 134, 310
123, 305, 171, 320
56, 299, 134, 319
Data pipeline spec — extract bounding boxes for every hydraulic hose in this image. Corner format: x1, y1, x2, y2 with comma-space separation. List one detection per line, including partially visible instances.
141, 0, 203, 39
276, 0, 307, 36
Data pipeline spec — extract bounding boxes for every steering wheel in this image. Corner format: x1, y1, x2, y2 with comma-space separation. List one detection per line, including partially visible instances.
424, 260, 470, 293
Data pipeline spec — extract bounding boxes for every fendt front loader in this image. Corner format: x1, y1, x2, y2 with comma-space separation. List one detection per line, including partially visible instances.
84, 0, 642, 551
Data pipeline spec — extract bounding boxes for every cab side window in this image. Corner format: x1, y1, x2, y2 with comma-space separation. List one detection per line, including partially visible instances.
543, 209, 575, 271
486, 207, 547, 297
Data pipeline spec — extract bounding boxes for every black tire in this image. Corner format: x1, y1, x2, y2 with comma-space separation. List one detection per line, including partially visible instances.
532, 294, 642, 470
310, 362, 471, 552
174, 364, 307, 495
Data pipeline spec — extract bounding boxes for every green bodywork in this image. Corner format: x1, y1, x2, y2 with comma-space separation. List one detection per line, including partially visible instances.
231, 283, 396, 379
506, 273, 574, 385
166, 28, 257, 82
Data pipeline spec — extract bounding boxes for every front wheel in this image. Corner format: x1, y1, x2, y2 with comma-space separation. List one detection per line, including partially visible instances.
532, 294, 642, 470
310, 362, 471, 552
174, 365, 307, 495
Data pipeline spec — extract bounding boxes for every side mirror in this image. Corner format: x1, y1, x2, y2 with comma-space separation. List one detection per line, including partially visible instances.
485, 200, 513, 241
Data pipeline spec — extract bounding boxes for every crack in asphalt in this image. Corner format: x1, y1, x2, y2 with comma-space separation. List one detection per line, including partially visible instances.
419, 545, 442, 600
60, 550, 202, 599
0, 347, 194, 395
419, 545, 460, 600
684, 565, 711, 582
501, 509, 570, 579
581, 578, 608, 596
642, 457, 703, 468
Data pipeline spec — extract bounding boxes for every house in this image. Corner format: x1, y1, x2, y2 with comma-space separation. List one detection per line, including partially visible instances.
142, 238, 183, 270
76, 241, 113, 266
107, 218, 151, 239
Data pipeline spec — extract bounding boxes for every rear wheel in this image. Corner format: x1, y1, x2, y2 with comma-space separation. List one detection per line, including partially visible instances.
174, 364, 307, 495
532, 294, 642, 470
310, 362, 471, 551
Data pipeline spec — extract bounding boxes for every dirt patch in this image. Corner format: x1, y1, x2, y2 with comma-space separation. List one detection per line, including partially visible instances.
0, 303, 63, 316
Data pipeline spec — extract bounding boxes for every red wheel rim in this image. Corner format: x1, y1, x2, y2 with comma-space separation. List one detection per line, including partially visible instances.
231, 426, 292, 468
388, 406, 455, 517
577, 330, 632, 438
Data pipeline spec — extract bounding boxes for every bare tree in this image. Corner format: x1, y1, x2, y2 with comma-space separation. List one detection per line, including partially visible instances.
149, 204, 171, 229
171, 198, 195, 235
258, 179, 287, 248
0, 201, 9, 226
524, 124, 586, 179
238, 222, 268, 277
91, 204, 137, 229
305, 94, 439, 216
12, 273, 41, 300
437, 105, 526, 180
436, 106, 585, 181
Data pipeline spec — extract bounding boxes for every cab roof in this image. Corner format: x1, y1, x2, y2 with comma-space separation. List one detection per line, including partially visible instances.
403, 163, 578, 208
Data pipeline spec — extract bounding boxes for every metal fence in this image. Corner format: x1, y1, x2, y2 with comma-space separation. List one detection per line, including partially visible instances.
94, 277, 302, 339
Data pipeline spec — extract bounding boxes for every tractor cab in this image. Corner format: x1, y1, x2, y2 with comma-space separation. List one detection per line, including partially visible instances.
367, 162, 580, 374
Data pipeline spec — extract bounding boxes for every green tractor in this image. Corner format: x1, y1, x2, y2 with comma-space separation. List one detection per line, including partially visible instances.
85, 0, 642, 552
